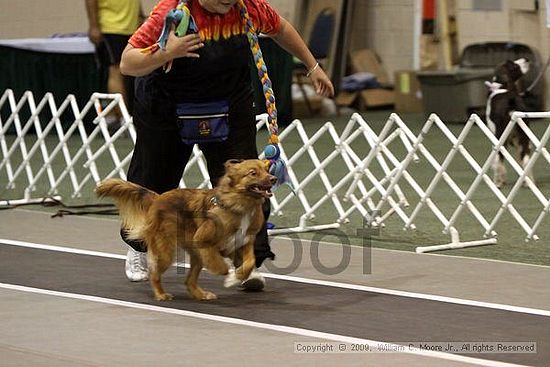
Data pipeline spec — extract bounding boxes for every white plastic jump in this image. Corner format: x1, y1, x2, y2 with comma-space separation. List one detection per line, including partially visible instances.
1, 89, 549, 253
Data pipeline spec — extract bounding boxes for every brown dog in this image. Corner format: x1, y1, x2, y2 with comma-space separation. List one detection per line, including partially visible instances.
95, 159, 276, 301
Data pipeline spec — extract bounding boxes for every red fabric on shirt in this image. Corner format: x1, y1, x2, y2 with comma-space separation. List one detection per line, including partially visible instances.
130, 0, 281, 48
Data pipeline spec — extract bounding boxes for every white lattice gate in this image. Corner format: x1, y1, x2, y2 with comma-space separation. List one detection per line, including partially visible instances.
1, 89, 549, 252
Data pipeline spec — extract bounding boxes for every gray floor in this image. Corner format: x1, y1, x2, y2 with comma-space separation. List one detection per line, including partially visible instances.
1, 208, 549, 367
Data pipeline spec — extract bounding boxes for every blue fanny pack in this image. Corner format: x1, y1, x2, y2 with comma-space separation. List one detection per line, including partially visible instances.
176, 100, 229, 144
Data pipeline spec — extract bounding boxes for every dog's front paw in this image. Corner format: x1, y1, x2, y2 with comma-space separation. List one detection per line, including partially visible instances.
224, 268, 240, 288
200, 291, 218, 300
155, 292, 174, 301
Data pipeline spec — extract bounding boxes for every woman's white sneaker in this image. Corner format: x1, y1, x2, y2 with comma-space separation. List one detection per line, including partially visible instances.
125, 247, 148, 282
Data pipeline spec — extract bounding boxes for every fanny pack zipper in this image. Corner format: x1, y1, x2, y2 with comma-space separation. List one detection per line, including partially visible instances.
178, 113, 228, 119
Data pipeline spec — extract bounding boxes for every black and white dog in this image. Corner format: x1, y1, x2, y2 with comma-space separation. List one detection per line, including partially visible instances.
485, 58, 534, 188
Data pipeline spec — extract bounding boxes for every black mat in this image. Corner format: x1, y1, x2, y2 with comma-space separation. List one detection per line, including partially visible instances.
1, 244, 549, 366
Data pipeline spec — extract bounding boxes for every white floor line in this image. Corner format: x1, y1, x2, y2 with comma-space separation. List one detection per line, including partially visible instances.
8, 207, 550, 269
266, 273, 550, 317
275, 236, 550, 269
0, 283, 529, 367
0, 239, 125, 260
2, 238, 550, 317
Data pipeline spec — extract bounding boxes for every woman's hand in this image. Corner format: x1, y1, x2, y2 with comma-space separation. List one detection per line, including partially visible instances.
270, 18, 335, 98
164, 31, 204, 59
309, 64, 335, 98
121, 30, 204, 77
88, 25, 103, 46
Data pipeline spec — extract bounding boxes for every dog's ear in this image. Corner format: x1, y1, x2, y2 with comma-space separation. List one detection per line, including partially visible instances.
220, 159, 243, 188
224, 159, 243, 171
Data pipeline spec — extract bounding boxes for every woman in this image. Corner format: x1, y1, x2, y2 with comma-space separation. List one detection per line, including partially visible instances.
119, 0, 334, 288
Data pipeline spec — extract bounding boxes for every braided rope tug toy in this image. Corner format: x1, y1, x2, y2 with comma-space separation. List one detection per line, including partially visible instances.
146, 0, 293, 191
239, 1, 293, 191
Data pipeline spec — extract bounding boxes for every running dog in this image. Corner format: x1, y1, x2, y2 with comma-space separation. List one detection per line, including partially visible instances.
96, 159, 276, 301
485, 58, 534, 187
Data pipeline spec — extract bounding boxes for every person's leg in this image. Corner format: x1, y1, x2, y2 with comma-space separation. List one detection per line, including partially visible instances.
253, 200, 273, 267
126, 124, 191, 194
122, 121, 192, 280
100, 35, 133, 127
198, 140, 226, 188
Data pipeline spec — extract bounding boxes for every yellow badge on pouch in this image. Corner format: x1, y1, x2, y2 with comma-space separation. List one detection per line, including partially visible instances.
198, 120, 211, 136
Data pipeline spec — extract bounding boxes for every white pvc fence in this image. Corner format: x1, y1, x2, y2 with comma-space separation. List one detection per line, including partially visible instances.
1, 89, 549, 253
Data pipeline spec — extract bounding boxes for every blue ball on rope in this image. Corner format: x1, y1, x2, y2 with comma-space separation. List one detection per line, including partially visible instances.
264, 144, 280, 160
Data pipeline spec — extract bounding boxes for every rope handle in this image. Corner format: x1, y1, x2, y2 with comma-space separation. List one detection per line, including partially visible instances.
238, 0, 279, 142
239, 1, 293, 190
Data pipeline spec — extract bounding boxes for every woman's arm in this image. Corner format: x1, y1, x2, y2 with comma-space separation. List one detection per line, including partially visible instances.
120, 31, 204, 77
85, 0, 102, 46
269, 17, 334, 97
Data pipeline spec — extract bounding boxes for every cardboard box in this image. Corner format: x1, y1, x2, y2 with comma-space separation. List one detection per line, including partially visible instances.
350, 49, 390, 86
394, 70, 423, 113
335, 91, 357, 107
359, 89, 394, 108
292, 95, 323, 117
337, 48, 394, 109
335, 89, 394, 109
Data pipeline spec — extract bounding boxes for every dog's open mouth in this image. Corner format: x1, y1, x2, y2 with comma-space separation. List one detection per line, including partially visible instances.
248, 184, 273, 198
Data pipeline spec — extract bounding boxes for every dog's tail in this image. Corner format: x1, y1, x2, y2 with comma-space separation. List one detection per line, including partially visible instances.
95, 179, 158, 240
